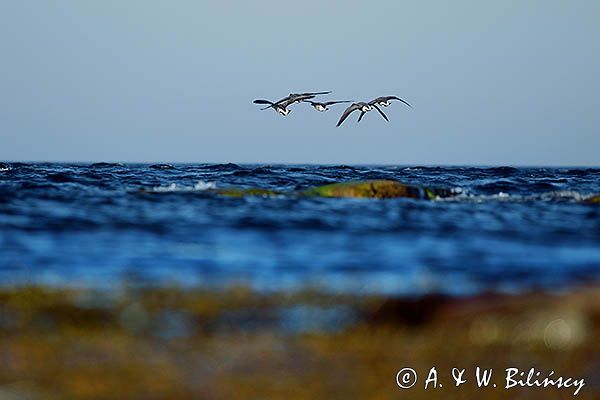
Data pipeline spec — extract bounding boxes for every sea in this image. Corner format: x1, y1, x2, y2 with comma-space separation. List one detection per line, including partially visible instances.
1, 162, 599, 296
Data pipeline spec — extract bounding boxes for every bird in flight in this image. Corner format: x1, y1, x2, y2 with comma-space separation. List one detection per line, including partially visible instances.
336, 95, 412, 127
336, 102, 374, 127
253, 91, 331, 116
303, 100, 352, 112
369, 96, 412, 109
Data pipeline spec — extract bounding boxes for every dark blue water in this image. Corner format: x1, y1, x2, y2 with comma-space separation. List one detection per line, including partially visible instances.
1, 163, 599, 295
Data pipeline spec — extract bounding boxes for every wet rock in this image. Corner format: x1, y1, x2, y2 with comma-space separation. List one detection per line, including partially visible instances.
301, 180, 454, 200
215, 188, 281, 197
586, 195, 600, 204
138, 179, 455, 200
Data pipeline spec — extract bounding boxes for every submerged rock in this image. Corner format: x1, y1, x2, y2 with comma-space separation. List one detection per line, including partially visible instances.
586, 195, 600, 204
216, 188, 281, 197
214, 180, 455, 200
138, 180, 455, 200
301, 180, 454, 200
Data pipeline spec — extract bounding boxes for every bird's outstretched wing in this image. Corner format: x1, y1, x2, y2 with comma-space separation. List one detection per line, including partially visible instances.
368, 97, 384, 106
273, 94, 309, 106
288, 91, 330, 103
357, 111, 366, 122
271, 95, 294, 106
372, 104, 389, 122
324, 100, 352, 106
253, 99, 274, 105
388, 96, 412, 108
286, 91, 331, 104
369, 96, 412, 109
292, 91, 331, 97
267, 91, 331, 107
253, 99, 276, 111
336, 103, 361, 127
279, 98, 301, 109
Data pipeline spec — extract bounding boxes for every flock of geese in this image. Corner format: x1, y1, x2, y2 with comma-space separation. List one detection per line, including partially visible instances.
253, 91, 411, 127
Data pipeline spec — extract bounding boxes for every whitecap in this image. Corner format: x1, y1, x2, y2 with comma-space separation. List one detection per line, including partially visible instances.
194, 181, 217, 190
442, 189, 592, 203
150, 180, 217, 193
537, 190, 587, 202
440, 191, 520, 203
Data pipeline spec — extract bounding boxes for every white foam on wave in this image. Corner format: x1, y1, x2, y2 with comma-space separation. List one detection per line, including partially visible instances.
193, 181, 217, 190
442, 191, 518, 203
441, 189, 591, 203
150, 180, 217, 193
538, 190, 587, 202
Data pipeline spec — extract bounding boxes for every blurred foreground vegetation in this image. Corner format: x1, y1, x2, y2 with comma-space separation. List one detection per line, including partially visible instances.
0, 285, 599, 399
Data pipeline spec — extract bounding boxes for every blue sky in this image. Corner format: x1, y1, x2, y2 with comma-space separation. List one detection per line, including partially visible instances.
1, 1, 599, 165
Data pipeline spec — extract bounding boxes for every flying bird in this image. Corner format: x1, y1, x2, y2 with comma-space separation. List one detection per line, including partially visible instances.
336, 95, 412, 127
369, 96, 412, 109
253, 91, 331, 116
336, 102, 374, 127
303, 100, 352, 112
253, 98, 297, 116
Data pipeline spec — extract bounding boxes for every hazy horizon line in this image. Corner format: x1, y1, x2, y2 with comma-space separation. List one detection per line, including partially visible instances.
2, 159, 599, 169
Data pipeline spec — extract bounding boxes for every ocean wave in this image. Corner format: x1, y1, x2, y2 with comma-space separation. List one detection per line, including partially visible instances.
402, 166, 444, 172
0, 162, 11, 172
2, 164, 600, 296
149, 180, 217, 193
537, 190, 588, 202
480, 166, 520, 176
317, 165, 357, 171
89, 162, 125, 169
199, 163, 241, 171
149, 164, 176, 170
443, 191, 515, 203
473, 180, 519, 194
46, 172, 78, 183
446, 189, 591, 203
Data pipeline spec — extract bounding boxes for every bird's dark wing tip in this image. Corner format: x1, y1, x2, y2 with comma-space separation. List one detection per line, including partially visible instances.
391, 96, 413, 108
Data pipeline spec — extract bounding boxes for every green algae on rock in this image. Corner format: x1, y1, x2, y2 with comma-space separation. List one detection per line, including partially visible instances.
301, 180, 454, 200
